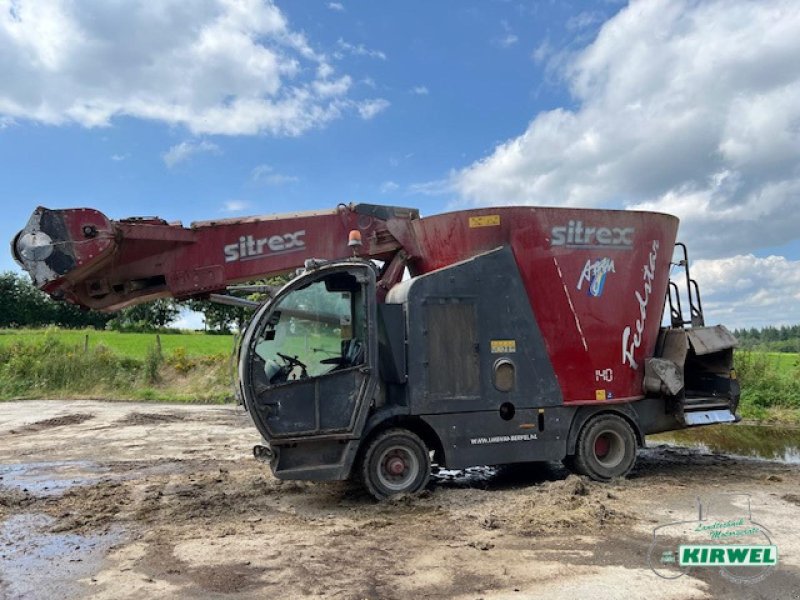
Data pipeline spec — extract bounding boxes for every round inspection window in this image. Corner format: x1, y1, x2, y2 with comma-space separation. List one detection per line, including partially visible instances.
493, 359, 515, 392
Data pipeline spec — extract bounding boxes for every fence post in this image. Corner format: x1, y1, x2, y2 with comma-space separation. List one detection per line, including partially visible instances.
84, 333, 89, 354
156, 333, 162, 355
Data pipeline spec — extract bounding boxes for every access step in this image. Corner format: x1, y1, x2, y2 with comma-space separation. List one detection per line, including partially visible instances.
683, 409, 737, 426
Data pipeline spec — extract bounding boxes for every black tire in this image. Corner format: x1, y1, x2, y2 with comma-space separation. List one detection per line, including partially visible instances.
572, 414, 637, 481
360, 428, 431, 500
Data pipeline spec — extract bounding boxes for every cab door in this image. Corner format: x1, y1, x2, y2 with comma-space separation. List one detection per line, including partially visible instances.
239, 265, 377, 440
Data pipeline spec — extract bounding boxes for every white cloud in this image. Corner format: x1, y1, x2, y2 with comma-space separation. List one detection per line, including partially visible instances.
313, 75, 352, 98
408, 178, 455, 196
110, 153, 128, 162
222, 199, 250, 212
688, 255, 800, 328
531, 40, 552, 64
357, 99, 390, 120
566, 11, 605, 32
162, 140, 219, 168
380, 181, 399, 194
496, 34, 518, 48
0, 0, 370, 136
173, 308, 206, 331
411, 85, 429, 96
456, 0, 800, 259
494, 20, 518, 48
328, 2, 344, 11
335, 38, 386, 61
250, 164, 298, 185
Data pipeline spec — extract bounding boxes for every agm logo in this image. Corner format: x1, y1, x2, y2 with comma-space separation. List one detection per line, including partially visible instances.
224, 231, 306, 263
551, 220, 634, 249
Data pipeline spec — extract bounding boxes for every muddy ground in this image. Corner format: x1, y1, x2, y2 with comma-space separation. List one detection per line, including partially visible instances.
1, 401, 799, 600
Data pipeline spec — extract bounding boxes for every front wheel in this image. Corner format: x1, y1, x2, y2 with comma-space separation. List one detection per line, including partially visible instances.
360, 429, 431, 500
571, 414, 637, 481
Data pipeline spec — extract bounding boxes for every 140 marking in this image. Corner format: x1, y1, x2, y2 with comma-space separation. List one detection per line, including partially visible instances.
595, 368, 614, 383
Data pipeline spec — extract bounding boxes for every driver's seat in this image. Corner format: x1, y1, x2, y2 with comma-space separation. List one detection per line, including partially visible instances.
343, 338, 364, 366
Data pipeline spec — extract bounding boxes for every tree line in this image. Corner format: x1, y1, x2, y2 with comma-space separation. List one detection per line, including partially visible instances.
6, 269, 798, 348
733, 325, 800, 353
0, 271, 251, 333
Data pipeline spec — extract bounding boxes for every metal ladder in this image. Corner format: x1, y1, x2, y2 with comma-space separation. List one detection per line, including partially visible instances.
667, 242, 705, 328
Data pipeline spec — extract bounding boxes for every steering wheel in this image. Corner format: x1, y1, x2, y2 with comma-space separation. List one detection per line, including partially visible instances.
276, 352, 309, 379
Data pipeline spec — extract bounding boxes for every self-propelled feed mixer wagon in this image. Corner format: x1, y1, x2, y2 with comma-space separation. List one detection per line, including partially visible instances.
13, 203, 739, 498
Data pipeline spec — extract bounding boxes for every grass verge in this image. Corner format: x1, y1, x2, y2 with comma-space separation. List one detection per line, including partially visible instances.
0, 334, 234, 403
734, 351, 800, 424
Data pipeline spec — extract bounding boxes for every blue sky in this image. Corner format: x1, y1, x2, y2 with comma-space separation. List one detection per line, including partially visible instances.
1, 0, 799, 328
0, 1, 594, 228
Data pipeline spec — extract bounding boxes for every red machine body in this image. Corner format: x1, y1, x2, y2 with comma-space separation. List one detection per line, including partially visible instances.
408, 207, 678, 406
14, 203, 677, 406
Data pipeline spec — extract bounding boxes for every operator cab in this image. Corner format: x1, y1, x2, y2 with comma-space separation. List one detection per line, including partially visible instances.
239, 262, 378, 445
254, 271, 367, 385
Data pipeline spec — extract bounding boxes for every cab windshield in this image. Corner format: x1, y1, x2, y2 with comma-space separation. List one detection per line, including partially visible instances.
255, 273, 365, 385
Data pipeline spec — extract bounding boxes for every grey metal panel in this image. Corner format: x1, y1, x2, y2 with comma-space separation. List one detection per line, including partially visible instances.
686, 325, 738, 355
377, 303, 406, 384
403, 246, 563, 415
423, 407, 571, 469
632, 397, 685, 437
643, 358, 684, 395
353, 203, 420, 221
261, 368, 366, 436
425, 301, 480, 398
271, 439, 361, 481
657, 328, 690, 365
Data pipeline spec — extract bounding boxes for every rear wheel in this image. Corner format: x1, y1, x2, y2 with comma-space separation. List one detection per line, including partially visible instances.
572, 414, 637, 481
360, 429, 431, 500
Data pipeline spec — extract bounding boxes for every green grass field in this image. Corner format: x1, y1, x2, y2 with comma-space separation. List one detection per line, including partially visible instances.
764, 351, 800, 374
0, 328, 235, 359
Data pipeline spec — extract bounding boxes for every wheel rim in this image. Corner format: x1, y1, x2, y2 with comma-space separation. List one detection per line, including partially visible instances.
376, 445, 420, 492
592, 429, 625, 469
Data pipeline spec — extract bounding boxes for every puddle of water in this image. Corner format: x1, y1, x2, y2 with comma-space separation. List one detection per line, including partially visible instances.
0, 513, 122, 600
650, 424, 800, 464
0, 461, 107, 496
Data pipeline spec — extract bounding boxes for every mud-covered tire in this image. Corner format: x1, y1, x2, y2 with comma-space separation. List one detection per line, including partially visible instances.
572, 414, 637, 481
360, 428, 431, 500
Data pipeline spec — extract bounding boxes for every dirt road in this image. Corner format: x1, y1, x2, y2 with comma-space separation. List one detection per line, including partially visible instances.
1, 400, 799, 599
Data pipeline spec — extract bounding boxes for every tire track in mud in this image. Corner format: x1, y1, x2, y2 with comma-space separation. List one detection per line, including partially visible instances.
8, 413, 95, 435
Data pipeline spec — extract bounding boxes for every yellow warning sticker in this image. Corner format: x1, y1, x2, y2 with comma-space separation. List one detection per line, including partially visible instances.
595, 389, 607, 401
469, 214, 501, 228
491, 339, 516, 353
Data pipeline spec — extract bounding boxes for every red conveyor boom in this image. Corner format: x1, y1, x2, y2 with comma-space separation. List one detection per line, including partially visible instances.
12, 203, 420, 311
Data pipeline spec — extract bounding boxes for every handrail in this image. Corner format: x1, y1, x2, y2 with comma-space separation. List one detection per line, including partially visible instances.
667, 243, 705, 328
